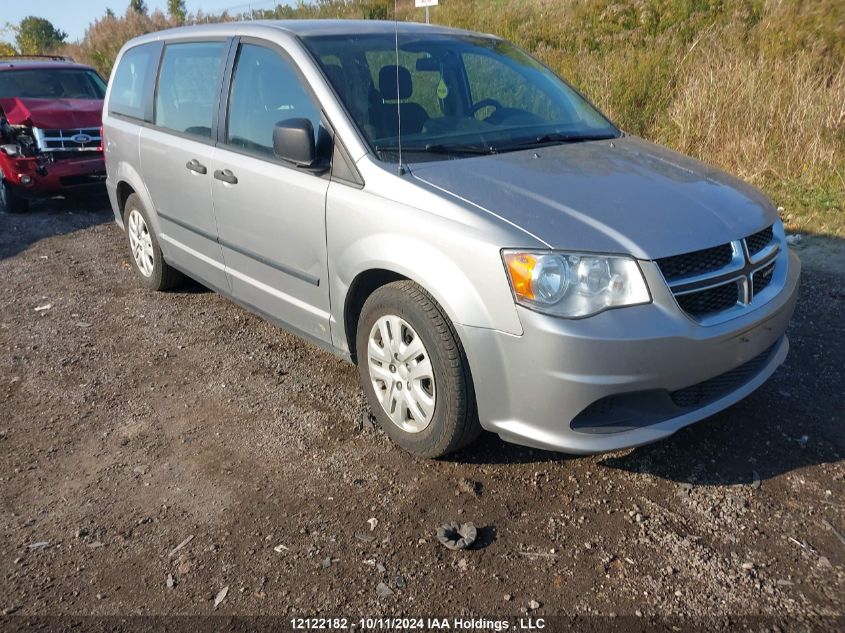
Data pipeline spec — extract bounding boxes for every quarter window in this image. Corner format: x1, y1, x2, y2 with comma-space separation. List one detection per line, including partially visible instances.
110, 43, 157, 119
226, 44, 322, 158
154, 41, 227, 139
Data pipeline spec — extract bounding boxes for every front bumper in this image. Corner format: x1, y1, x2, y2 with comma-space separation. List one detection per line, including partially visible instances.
457, 249, 801, 454
0, 152, 106, 198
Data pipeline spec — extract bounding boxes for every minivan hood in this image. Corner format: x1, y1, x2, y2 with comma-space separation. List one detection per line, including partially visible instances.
0, 97, 103, 129
409, 136, 776, 260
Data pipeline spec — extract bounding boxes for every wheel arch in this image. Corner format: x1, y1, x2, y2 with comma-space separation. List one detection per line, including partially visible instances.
109, 161, 161, 236
337, 238, 516, 363
343, 268, 408, 364
116, 181, 136, 220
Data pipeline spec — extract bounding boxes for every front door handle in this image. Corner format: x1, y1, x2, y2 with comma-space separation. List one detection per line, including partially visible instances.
214, 169, 238, 185
185, 159, 207, 174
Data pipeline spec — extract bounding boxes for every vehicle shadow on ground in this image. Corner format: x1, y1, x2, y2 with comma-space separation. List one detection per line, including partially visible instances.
0, 192, 112, 260
448, 236, 845, 486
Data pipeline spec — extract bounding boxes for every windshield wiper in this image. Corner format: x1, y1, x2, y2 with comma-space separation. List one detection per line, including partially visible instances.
375, 142, 495, 156
493, 133, 617, 153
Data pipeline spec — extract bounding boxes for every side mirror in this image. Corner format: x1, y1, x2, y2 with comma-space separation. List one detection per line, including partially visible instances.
273, 118, 316, 167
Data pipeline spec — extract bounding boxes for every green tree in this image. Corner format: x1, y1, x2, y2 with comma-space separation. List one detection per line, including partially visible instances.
15, 16, 67, 55
105, 8, 115, 18
168, 0, 187, 24
0, 41, 16, 56
129, 0, 147, 14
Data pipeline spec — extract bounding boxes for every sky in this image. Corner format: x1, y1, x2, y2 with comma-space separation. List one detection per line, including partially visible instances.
2, 0, 295, 44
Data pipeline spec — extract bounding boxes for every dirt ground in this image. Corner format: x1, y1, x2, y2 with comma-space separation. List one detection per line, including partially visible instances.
1, 197, 843, 629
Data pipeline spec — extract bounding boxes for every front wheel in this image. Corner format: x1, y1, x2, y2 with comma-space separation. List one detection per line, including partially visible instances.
0, 179, 29, 214
356, 280, 481, 457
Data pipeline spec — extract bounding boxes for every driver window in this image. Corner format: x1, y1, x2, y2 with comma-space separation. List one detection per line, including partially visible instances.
227, 44, 322, 158
462, 52, 567, 122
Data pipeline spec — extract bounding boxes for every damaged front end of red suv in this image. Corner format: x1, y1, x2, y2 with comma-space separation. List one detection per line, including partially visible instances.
0, 98, 106, 212
0, 61, 107, 213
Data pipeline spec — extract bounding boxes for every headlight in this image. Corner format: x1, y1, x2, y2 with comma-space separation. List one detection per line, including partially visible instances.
502, 250, 651, 318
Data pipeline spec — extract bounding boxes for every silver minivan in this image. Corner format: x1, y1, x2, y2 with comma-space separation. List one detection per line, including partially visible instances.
103, 20, 800, 457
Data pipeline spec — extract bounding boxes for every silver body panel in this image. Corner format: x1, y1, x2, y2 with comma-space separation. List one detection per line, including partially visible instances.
103, 20, 800, 454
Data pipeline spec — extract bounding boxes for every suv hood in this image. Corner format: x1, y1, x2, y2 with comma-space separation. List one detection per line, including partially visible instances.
0, 97, 103, 129
409, 136, 776, 260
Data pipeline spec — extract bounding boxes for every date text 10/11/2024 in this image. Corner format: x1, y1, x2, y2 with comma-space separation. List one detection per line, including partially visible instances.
291, 617, 547, 630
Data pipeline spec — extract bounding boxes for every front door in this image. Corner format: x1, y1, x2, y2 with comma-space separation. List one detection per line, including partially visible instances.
211, 41, 332, 342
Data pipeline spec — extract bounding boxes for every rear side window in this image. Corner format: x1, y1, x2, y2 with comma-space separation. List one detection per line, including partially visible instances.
110, 43, 157, 119
226, 43, 321, 157
154, 41, 227, 139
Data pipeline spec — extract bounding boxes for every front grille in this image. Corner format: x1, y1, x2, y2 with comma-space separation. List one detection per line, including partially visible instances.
745, 226, 774, 256
676, 282, 739, 318
657, 223, 780, 323
34, 127, 101, 152
752, 261, 776, 295
657, 243, 733, 281
670, 343, 776, 408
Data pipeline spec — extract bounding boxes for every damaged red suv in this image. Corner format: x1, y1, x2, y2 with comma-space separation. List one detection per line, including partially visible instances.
0, 56, 106, 213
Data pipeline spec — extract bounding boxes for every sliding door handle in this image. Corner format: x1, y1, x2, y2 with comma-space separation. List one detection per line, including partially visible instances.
185, 159, 207, 174
214, 169, 238, 185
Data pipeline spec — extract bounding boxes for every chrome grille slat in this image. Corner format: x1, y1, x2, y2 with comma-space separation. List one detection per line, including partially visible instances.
656, 223, 782, 323
675, 279, 741, 317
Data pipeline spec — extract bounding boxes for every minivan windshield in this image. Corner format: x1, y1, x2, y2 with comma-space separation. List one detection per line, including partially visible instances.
0, 68, 106, 100
302, 33, 619, 161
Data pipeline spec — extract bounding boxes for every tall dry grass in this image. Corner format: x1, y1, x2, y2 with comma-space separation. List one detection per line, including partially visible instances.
64, 0, 845, 235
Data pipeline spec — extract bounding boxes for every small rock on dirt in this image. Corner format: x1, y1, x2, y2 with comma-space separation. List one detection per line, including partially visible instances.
375, 582, 394, 598
529, 600, 541, 610
166, 573, 176, 588
168, 535, 194, 558
213, 585, 229, 608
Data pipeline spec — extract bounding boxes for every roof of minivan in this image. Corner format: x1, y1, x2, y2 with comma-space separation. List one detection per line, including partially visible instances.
129, 19, 494, 42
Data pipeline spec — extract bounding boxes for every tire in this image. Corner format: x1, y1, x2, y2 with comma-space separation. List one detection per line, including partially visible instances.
0, 178, 29, 214
123, 193, 183, 291
356, 280, 481, 457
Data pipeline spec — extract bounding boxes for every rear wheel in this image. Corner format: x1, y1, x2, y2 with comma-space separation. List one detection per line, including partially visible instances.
0, 178, 29, 214
356, 280, 481, 457
123, 193, 183, 290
